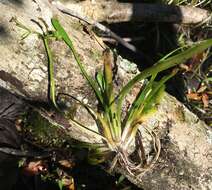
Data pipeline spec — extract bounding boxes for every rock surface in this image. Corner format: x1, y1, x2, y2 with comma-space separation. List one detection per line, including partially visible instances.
0, 0, 212, 189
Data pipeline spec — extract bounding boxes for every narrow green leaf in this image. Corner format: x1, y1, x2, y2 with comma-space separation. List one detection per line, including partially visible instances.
133, 70, 177, 125
58, 180, 63, 190
88, 148, 110, 164
141, 84, 165, 116
116, 39, 212, 122
43, 37, 59, 109
51, 18, 103, 105
63, 94, 115, 144
102, 49, 121, 141
96, 71, 105, 92
103, 49, 113, 104
125, 73, 157, 125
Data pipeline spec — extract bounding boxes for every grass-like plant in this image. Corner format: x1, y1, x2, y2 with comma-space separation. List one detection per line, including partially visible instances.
14, 17, 212, 178
50, 18, 212, 177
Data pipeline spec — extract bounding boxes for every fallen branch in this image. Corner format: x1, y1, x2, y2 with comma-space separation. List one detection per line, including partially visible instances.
52, 1, 153, 63
105, 3, 212, 24
56, 1, 211, 24
52, 1, 138, 53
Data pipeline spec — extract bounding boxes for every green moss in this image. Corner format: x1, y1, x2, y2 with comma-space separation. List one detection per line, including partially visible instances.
23, 110, 67, 148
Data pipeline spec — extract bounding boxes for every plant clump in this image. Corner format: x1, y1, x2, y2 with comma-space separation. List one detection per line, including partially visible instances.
13, 16, 212, 181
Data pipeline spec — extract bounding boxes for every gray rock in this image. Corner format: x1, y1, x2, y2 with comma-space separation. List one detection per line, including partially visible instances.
0, 1, 211, 189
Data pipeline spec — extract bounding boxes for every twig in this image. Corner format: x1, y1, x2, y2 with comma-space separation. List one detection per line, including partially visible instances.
101, 36, 145, 44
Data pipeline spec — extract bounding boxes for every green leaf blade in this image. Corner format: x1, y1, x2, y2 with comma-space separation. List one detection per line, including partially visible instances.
117, 39, 212, 123
51, 18, 103, 105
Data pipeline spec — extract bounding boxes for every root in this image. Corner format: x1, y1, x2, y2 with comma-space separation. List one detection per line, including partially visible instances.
110, 127, 161, 180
